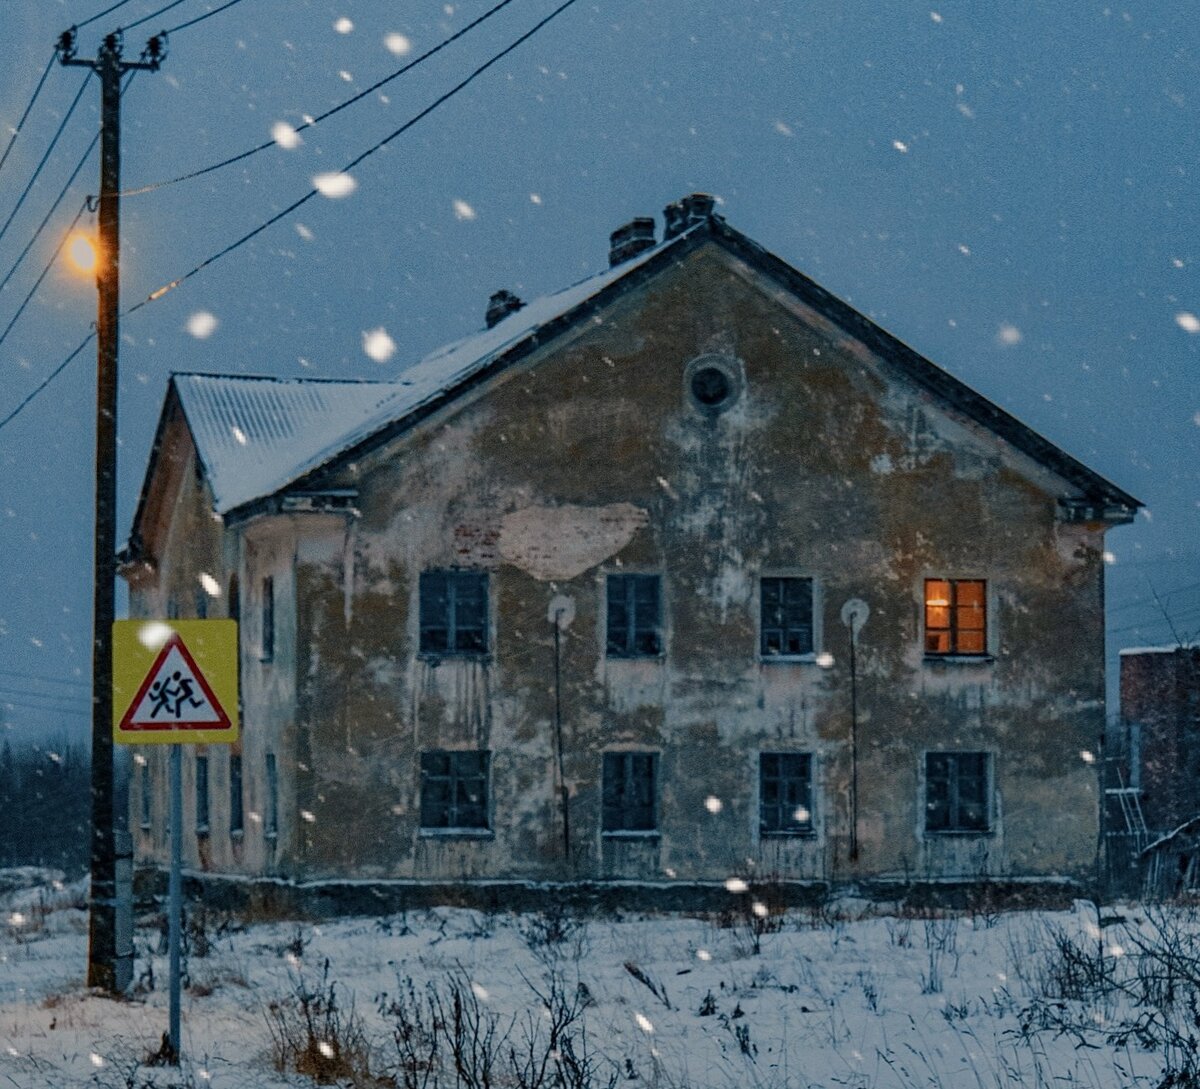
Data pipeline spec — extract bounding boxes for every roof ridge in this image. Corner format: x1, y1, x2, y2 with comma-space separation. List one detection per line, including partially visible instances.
172, 371, 400, 387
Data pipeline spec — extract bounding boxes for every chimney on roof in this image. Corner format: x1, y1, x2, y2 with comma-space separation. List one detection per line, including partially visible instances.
663, 192, 717, 240
608, 217, 656, 267
486, 289, 525, 329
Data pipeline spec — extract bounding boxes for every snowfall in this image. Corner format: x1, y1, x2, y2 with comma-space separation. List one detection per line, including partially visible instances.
1, 868, 1193, 1088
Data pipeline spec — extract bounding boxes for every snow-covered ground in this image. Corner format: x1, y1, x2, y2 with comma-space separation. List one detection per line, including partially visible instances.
0, 870, 1184, 1087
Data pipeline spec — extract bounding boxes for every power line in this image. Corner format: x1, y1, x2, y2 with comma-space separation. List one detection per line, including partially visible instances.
161, 0, 250, 36
0, 667, 90, 690
1109, 605, 1200, 637
0, 55, 57, 178
0, 74, 90, 252
0, 0, 582, 432
118, 0, 520, 198
77, 0, 140, 30
0, 72, 135, 348
129, 0, 583, 311
118, 0, 192, 34
0, 202, 89, 352
0, 683, 91, 708
0, 333, 94, 434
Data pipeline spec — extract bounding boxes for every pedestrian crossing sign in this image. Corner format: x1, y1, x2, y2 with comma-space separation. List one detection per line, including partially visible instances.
113, 620, 239, 745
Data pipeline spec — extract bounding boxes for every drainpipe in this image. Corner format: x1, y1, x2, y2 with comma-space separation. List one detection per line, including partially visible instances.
548, 595, 575, 870
840, 599, 870, 864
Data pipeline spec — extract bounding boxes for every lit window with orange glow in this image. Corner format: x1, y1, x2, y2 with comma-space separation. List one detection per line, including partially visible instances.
924, 578, 987, 655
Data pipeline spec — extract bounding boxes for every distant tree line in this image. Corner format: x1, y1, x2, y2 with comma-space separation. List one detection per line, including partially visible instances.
0, 739, 90, 873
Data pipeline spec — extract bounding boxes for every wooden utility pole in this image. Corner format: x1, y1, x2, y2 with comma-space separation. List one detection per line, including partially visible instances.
59, 26, 164, 993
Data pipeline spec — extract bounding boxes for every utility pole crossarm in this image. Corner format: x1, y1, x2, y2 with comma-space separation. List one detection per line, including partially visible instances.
55, 22, 164, 997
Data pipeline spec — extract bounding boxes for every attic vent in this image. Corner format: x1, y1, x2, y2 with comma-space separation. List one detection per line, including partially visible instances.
663, 192, 717, 240
609, 217, 656, 266
486, 289, 525, 329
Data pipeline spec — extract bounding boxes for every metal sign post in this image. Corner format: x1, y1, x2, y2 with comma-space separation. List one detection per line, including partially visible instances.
113, 619, 239, 1064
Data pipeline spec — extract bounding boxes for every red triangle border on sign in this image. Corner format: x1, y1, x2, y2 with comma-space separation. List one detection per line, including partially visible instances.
118, 633, 233, 733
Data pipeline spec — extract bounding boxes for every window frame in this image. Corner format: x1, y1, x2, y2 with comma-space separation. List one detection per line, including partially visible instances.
923, 577, 988, 658
418, 570, 490, 657
759, 575, 817, 660
605, 573, 663, 659
419, 750, 491, 834
601, 751, 659, 835
758, 752, 816, 837
923, 751, 993, 835
140, 760, 152, 831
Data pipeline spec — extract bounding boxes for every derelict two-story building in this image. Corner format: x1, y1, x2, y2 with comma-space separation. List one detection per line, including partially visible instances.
122, 195, 1139, 899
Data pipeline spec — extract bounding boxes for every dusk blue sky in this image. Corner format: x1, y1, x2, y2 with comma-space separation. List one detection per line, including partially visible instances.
0, 0, 1196, 742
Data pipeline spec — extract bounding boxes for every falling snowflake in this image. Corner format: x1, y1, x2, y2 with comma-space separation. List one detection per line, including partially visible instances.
930, 11, 943, 21
724, 877, 749, 893
138, 621, 173, 650
704, 795, 722, 814
530, 193, 542, 204
634, 1012, 654, 1034
1080, 750, 1096, 764
314, 173, 357, 199
362, 328, 397, 362
997, 323, 1022, 345
774, 120, 794, 137
385, 32, 412, 56
1175, 311, 1200, 334
296, 223, 314, 241
186, 311, 218, 339
318, 1042, 335, 1059
471, 981, 489, 1000
1103, 551, 1116, 565
271, 121, 301, 150
892, 139, 909, 153
231, 425, 249, 445
816, 651, 834, 668
334, 17, 353, 33
452, 199, 477, 221
339, 70, 353, 82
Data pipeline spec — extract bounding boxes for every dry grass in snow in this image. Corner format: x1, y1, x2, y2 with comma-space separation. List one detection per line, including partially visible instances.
0, 870, 1195, 1088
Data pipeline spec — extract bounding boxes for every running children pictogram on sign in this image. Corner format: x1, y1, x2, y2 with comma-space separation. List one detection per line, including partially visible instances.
113, 620, 239, 745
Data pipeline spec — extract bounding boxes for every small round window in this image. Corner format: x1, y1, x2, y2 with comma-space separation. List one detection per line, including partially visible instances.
684, 354, 741, 414
691, 366, 731, 407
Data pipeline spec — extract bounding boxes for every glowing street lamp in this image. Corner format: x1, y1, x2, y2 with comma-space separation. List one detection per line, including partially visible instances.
66, 232, 99, 275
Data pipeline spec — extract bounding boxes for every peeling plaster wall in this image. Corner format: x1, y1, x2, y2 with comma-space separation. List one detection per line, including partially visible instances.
278, 242, 1109, 886
126, 419, 306, 879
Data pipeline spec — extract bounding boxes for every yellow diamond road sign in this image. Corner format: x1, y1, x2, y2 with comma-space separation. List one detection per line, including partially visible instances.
113, 620, 239, 745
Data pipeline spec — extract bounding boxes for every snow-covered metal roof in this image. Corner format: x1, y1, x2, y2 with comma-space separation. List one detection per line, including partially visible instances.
1119, 643, 1200, 656
175, 234, 681, 515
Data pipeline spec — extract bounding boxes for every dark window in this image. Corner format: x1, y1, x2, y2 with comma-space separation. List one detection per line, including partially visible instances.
261, 576, 275, 661
140, 761, 151, 830
759, 753, 813, 835
265, 753, 278, 839
606, 574, 662, 657
419, 571, 488, 654
228, 574, 240, 622
420, 751, 489, 830
602, 752, 657, 833
925, 752, 991, 833
195, 754, 209, 834
925, 578, 986, 655
760, 577, 814, 657
229, 754, 244, 835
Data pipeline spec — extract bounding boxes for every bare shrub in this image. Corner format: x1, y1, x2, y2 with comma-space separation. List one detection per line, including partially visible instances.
380, 964, 616, 1089
264, 958, 373, 1084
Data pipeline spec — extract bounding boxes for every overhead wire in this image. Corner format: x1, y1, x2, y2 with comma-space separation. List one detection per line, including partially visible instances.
0, 55, 57, 179
159, 0, 250, 36
0, 202, 89, 352
118, 0, 192, 34
0, 70, 136, 346
0, 73, 91, 251
0, 0, 583, 431
76, 0, 140, 30
118, 0, 520, 197
128, 0, 583, 312
0, 666, 90, 690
